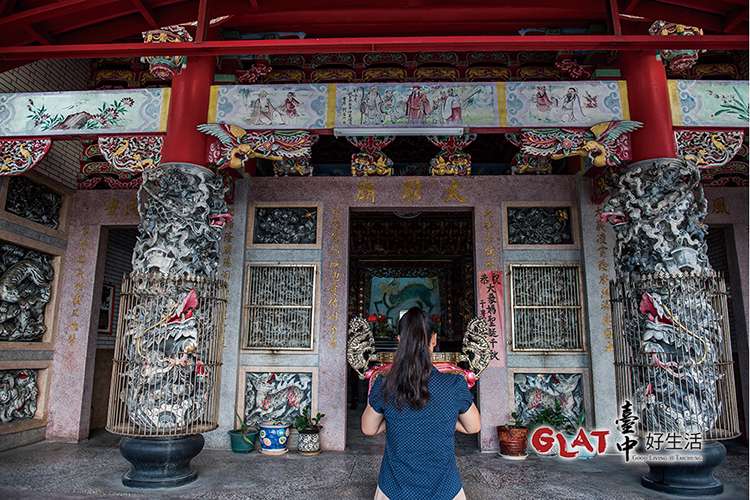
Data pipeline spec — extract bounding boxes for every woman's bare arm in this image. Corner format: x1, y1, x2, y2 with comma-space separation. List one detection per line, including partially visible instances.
456, 403, 481, 434
361, 403, 386, 436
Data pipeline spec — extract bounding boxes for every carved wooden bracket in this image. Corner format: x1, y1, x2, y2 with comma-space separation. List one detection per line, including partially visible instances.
426, 134, 476, 176
0, 138, 52, 176
98, 135, 163, 172
347, 136, 395, 176
675, 129, 744, 168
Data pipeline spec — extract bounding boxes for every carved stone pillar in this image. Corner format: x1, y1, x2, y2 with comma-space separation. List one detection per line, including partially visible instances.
107, 162, 230, 488
603, 158, 739, 495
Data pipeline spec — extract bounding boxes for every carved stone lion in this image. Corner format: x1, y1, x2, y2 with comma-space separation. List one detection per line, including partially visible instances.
347, 316, 376, 379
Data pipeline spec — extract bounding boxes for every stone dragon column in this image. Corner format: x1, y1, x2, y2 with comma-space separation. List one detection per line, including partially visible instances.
106, 56, 231, 488
600, 51, 739, 496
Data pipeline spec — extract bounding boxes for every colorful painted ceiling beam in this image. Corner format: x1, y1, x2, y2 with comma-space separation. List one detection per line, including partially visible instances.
0, 35, 747, 61
0, 80, 746, 138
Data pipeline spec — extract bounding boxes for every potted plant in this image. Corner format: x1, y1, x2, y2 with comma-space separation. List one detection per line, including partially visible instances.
228, 412, 258, 453
528, 400, 568, 456
496, 411, 528, 460
294, 407, 325, 456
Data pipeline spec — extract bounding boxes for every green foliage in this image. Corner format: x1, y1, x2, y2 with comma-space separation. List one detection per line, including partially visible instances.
509, 411, 525, 428
528, 400, 576, 433
294, 406, 325, 432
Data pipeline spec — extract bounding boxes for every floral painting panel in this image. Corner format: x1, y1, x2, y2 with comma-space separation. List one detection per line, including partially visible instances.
672, 80, 749, 127
244, 371, 313, 427
0, 88, 168, 137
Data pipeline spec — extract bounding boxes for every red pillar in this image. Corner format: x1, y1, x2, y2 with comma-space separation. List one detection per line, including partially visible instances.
620, 51, 676, 162
161, 56, 215, 165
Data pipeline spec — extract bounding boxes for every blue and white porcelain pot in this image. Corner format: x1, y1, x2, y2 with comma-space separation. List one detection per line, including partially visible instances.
259, 421, 291, 456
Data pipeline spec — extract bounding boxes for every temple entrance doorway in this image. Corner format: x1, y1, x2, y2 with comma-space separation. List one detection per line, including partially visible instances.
345, 209, 478, 452
88, 227, 138, 440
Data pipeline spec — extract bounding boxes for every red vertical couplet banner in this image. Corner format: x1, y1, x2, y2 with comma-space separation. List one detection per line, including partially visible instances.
478, 270, 505, 367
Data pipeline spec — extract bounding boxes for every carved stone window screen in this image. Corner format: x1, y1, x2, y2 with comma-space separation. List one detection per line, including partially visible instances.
247, 203, 322, 249
0, 174, 70, 239
242, 264, 316, 351
510, 264, 585, 352
502, 202, 579, 250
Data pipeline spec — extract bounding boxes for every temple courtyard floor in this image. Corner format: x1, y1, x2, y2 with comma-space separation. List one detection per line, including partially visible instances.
0, 434, 747, 500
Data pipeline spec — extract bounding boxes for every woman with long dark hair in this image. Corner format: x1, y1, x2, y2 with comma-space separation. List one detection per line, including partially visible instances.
362, 307, 481, 500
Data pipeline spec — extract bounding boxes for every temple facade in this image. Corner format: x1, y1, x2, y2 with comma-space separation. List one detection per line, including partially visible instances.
0, 1, 747, 471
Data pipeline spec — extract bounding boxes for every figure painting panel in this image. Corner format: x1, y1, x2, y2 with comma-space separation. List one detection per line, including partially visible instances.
335, 82, 499, 128
506, 81, 625, 127
214, 85, 329, 129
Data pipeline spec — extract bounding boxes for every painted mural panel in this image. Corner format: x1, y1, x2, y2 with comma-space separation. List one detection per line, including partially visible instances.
0, 369, 39, 423
4, 176, 62, 229
513, 372, 584, 429
335, 82, 499, 128
0, 242, 54, 342
671, 80, 749, 127
243, 370, 313, 427
212, 84, 329, 129
505, 81, 626, 127
0, 88, 169, 137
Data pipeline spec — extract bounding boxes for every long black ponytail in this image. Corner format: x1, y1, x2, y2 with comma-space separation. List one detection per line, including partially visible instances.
383, 307, 432, 410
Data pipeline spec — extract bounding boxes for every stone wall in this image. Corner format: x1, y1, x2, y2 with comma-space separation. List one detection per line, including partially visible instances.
0, 176, 70, 450
45, 190, 139, 442
204, 175, 608, 452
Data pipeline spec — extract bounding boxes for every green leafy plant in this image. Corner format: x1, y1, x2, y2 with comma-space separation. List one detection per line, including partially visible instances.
234, 411, 257, 444
509, 411, 526, 429
528, 400, 574, 433
294, 407, 325, 433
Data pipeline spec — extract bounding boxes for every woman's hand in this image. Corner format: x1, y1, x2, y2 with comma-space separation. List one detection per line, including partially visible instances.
361, 403, 386, 436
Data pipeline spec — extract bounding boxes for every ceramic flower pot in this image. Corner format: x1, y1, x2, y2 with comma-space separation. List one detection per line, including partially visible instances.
298, 430, 321, 456
259, 421, 291, 456
228, 430, 257, 453
497, 425, 528, 459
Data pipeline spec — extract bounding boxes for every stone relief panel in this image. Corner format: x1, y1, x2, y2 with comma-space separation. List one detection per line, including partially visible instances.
506, 206, 573, 245
0, 369, 39, 423
513, 372, 585, 429
0, 242, 54, 342
243, 264, 316, 350
4, 176, 62, 229
243, 370, 314, 428
251, 206, 319, 246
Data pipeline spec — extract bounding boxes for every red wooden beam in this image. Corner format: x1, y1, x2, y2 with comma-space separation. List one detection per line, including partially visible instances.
623, 0, 641, 13
25, 25, 51, 45
129, 0, 159, 29
608, 0, 623, 35
0, 0, 89, 27
0, 34, 746, 61
723, 7, 748, 33
196, 0, 209, 42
